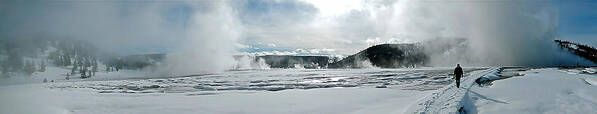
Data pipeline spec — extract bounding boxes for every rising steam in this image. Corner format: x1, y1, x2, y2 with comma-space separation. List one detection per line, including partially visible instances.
233, 55, 271, 70
337, 0, 574, 66
160, 1, 242, 76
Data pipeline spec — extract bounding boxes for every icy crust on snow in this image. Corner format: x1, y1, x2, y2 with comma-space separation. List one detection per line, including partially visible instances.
45, 68, 483, 94
560, 67, 597, 75
475, 67, 528, 86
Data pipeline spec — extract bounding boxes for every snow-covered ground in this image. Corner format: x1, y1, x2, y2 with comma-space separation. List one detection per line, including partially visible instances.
469, 68, 597, 113
0, 67, 478, 114
2, 67, 597, 114
408, 67, 597, 114
0, 85, 431, 114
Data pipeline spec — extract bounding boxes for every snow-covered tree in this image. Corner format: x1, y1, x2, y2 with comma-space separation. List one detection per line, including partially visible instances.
80, 67, 87, 78
106, 66, 110, 73
64, 55, 71, 66
71, 65, 77, 75
39, 60, 46, 72
24, 60, 36, 76
92, 62, 98, 76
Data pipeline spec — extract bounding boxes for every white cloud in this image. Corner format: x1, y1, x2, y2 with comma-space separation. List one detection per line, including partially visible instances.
267, 43, 277, 47
365, 37, 382, 46
302, 0, 363, 16
239, 0, 570, 66
245, 48, 338, 57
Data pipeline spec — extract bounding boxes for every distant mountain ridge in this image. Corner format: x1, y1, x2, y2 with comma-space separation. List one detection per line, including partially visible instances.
328, 44, 427, 68
104, 54, 166, 70
257, 55, 329, 69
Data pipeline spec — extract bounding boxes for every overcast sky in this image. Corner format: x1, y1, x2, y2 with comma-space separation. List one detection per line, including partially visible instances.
0, 0, 594, 56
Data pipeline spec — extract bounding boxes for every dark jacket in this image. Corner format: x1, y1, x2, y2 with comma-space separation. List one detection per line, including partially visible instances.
454, 66, 463, 79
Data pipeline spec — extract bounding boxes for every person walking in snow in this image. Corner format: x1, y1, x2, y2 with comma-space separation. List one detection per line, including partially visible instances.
454, 64, 463, 88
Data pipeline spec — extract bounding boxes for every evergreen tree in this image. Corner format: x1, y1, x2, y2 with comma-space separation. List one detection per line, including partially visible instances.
80, 67, 87, 78
49, 52, 58, 66
0, 60, 6, 77
85, 57, 91, 68
24, 60, 35, 76
79, 64, 83, 75
87, 67, 92, 77
92, 62, 98, 76
39, 60, 46, 72
7, 52, 23, 72
0, 61, 7, 78
106, 65, 110, 73
115, 63, 121, 72
1, 71, 7, 78
56, 56, 62, 66
64, 54, 71, 66
55, 56, 62, 66
71, 64, 77, 75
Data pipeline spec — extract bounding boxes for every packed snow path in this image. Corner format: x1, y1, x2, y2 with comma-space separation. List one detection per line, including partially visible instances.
408, 68, 500, 114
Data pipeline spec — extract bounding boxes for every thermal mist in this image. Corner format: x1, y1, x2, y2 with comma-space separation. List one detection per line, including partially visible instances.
160, 1, 242, 76
239, 0, 579, 67
305, 0, 571, 66
384, 0, 564, 66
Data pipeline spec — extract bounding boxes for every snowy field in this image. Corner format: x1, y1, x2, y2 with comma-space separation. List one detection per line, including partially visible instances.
408, 67, 597, 114
1, 67, 597, 114
468, 68, 597, 113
